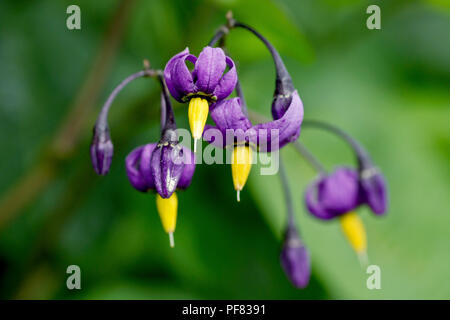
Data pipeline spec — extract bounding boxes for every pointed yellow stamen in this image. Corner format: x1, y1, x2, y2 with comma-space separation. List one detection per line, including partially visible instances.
188, 97, 209, 152
340, 211, 367, 259
156, 193, 178, 248
231, 145, 252, 201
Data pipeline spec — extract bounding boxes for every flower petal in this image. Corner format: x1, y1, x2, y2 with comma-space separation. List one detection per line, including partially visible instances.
193, 47, 227, 95
151, 144, 185, 198
252, 90, 303, 152
305, 167, 361, 220
360, 170, 388, 215
164, 48, 197, 102
209, 98, 252, 135
125, 145, 152, 192
304, 178, 336, 220
177, 146, 196, 189
213, 56, 238, 101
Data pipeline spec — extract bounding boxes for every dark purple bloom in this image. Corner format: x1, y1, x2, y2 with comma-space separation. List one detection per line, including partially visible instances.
280, 226, 311, 289
164, 47, 237, 103
305, 167, 362, 220
203, 90, 303, 152
125, 142, 195, 198
90, 126, 114, 175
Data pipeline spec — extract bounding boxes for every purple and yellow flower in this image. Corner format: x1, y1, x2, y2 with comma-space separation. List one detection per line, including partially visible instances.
164, 46, 237, 151
305, 166, 387, 261
125, 83, 196, 247
203, 89, 303, 201
125, 133, 195, 247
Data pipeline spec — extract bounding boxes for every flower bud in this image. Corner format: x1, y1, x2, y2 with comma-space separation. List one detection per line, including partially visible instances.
151, 142, 185, 199
90, 126, 114, 175
280, 226, 311, 289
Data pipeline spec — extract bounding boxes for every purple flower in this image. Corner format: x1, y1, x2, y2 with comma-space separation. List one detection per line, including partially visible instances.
203, 90, 303, 152
305, 166, 388, 220
125, 139, 195, 198
164, 47, 237, 103
305, 167, 362, 220
280, 226, 311, 289
90, 126, 114, 175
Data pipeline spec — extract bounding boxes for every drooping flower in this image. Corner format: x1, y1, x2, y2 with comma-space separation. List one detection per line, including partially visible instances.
91, 66, 196, 247
164, 46, 237, 150
280, 225, 311, 289
203, 92, 303, 201
201, 20, 303, 201
125, 86, 196, 247
305, 167, 362, 220
125, 136, 195, 247
304, 166, 386, 262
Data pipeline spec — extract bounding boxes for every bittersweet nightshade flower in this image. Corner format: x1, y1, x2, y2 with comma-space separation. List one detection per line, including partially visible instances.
164, 46, 237, 151
304, 167, 371, 263
303, 120, 388, 216
125, 139, 195, 247
125, 83, 196, 247
305, 167, 361, 220
280, 225, 311, 289
203, 21, 303, 200
93, 67, 196, 248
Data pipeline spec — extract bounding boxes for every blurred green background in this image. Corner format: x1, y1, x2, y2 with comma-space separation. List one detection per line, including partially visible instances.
0, 0, 449, 299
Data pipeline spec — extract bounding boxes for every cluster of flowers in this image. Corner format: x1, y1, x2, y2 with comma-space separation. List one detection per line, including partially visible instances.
90, 13, 387, 289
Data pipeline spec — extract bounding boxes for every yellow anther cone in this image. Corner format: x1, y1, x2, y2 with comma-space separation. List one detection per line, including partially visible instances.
340, 211, 368, 266
231, 145, 252, 202
188, 97, 209, 153
156, 193, 178, 248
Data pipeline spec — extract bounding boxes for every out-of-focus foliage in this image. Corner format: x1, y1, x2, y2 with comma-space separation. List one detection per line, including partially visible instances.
0, 0, 448, 299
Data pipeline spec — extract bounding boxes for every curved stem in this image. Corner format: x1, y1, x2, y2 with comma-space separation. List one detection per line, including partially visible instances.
156, 73, 176, 131
233, 21, 294, 95
96, 69, 156, 130
208, 25, 249, 117
302, 120, 373, 170
292, 141, 327, 174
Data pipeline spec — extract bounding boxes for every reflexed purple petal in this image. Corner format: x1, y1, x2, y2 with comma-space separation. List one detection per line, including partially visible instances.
213, 56, 238, 101
209, 98, 252, 136
177, 146, 196, 189
151, 144, 185, 198
305, 167, 361, 220
304, 179, 336, 220
360, 170, 388, 215
164, 48, 197, 102
138, 143, 158, 190
280, 228, 311, 289
125, 146, 150, 192
271, 94, 292, 120
90, 128, 114, 175
252, 90, 303, 152
193, 47, 226, 95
